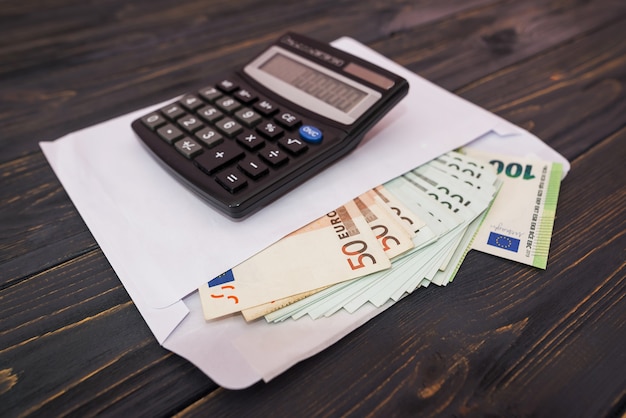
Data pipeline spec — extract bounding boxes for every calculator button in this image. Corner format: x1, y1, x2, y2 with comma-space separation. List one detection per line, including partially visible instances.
180, 94, 204, 112
141, 113, 166, 130
160, 104, 186, 121
234, 108, 262, 128
215, 96, 242, 113
157, 124, 185, 144
253, 99, 279, 116
195, 127, 223, 148
194, 142, 245, 174
198, 86, 222, 102
299, 125, 323, 144
259, 146, 289, 167
217, 79, 238, 93
177, 115, 204, 133
275, 112, 301, 129
238, 157, 269, 179
215, 117, 243, 137
197, 105, 224, 123
174, 138, 203, 159
278, 136, 308, 155
234, 89, 257, 104
257, 122, 284, 140
215, 170, 248, 193
236, 130, 265, 151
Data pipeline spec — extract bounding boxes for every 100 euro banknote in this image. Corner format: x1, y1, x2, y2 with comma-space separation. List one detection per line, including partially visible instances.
464, 149, 563, 269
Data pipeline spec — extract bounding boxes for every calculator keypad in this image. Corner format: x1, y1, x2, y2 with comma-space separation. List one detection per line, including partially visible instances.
136, 77, 334, 207
132, 33, 409, 218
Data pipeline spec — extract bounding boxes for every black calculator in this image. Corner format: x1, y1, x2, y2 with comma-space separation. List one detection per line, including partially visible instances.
132, 32, 409, 219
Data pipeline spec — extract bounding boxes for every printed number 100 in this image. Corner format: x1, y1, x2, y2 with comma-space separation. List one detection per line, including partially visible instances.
490, 160, 536, 180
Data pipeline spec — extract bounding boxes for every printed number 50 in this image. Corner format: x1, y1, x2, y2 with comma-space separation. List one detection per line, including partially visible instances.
342, 240, 376, 270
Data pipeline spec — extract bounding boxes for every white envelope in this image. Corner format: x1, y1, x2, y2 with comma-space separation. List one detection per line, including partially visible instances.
40, 37, 570, 389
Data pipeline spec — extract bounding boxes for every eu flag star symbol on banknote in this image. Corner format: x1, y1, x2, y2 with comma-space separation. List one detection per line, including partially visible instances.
487, 232, 520, 252
208, 270, 235, 287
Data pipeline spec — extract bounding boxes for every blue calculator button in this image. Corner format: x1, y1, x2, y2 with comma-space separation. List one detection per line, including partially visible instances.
299, 125, 323, 144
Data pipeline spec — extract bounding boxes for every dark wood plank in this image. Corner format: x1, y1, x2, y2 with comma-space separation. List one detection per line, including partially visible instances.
371, 0, 626, 160
457, 18, 626, 161
378, 0, 626, 91
0, 153, 97, 286
0, 250, 215, 417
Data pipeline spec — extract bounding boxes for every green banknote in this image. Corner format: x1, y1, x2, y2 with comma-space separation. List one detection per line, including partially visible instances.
464, 149, 563, 269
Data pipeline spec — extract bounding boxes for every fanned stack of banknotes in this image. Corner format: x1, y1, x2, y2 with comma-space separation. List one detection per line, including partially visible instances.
199, 149, 563, 322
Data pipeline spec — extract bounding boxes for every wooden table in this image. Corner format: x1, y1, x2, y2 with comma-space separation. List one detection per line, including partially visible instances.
2, 0, 625, 416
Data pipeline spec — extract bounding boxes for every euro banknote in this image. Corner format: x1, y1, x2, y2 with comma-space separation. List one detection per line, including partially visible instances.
199, 200, 391, 320
463, 149, 563, 269
239, 190, 415, 321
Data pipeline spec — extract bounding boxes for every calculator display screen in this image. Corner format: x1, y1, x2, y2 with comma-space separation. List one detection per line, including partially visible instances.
259, 53, 368, 113
245, 46, 382, 125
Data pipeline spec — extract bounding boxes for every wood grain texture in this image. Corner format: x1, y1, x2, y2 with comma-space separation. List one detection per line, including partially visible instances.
1, 0, 625, 416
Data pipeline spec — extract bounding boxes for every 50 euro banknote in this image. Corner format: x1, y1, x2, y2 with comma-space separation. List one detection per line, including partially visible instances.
198, 199, 392, 320
239, 188, 420, 321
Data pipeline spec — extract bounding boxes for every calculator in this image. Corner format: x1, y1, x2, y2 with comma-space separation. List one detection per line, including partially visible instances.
132, 32, 409, 219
